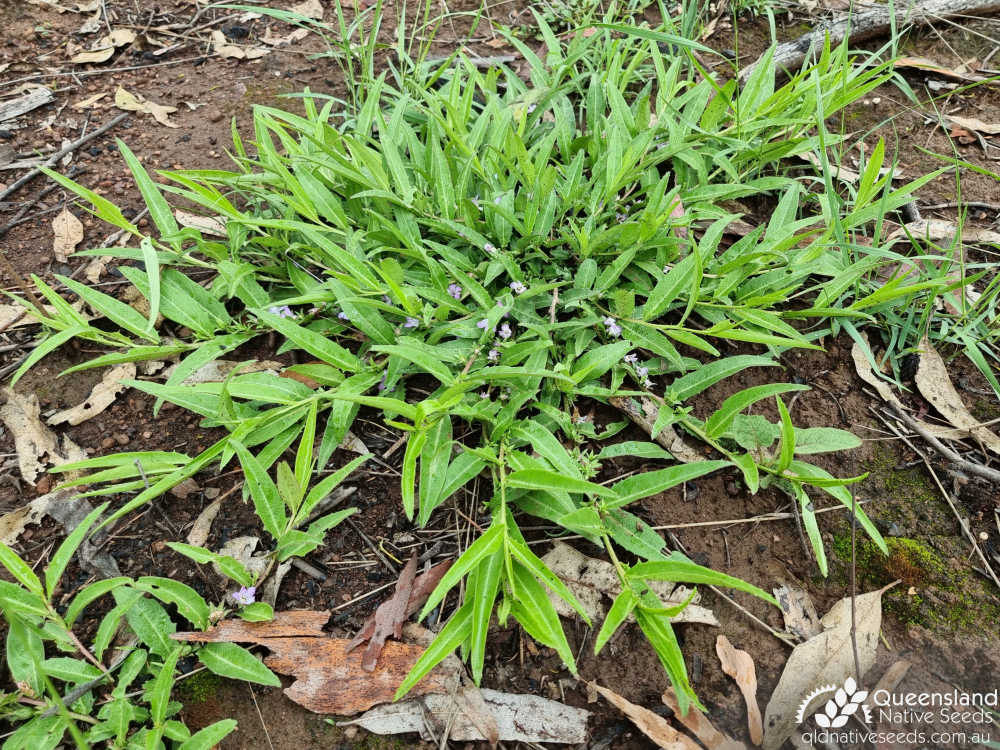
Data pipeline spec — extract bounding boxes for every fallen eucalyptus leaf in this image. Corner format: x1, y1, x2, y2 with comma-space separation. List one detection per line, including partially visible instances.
593, 682, 700, 750
289, 0, 324, 18
762, 585, 894, 750
662, 687, 745, 750
114, 86, 178, 128
70, 47, 115, 64
716, 635, 763, 745
187, 496, 223, 548
914, 335, 1000, 455
1, 388, 85, 484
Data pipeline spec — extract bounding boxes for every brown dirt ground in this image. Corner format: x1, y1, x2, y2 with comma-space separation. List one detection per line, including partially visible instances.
1, 2, 999, 749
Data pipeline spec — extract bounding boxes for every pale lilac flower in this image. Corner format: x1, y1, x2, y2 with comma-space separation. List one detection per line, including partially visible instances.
232, 586, 256, 606
493, 195, 502, 206
487, 349, 500, 362
510, 281, 526, 294
616, 212, 628, 224
382, 295, 392, 304
448, 283, 462, 300
471, 196, 482, 210
574, 415, 591, 424
498, 322, 512, 340
337, 311, 350, 321
603, 316, 622, 337
483, 242, 497, 254
624, 353, 639, 365
404, 317, 419, 329
476, 318, 490, 330
636, 365, 649, 379
643, 379, 654, 389
663, 265, 671, 274
377, 370, 388, 392
268, 305, 294, 319
480, 391, 490, 399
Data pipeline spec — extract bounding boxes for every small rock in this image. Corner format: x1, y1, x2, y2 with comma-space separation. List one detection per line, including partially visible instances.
114, 433, 130, 446
208, 110, 224, 123
34, 475, 52, 494
101, 436, 116, 449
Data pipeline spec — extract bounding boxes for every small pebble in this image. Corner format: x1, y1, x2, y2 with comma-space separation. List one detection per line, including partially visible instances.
114, 433, 130, 446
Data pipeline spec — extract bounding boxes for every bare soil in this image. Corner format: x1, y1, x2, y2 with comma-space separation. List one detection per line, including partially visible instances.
1, 2, 999, 749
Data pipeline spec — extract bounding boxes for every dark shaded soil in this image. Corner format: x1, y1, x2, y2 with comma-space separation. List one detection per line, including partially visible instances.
1, 2, 999, 749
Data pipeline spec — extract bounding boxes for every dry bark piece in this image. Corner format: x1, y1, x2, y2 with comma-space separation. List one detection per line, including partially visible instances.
947, 114, 1000, 135
740, 0, 1000, 81
887, 218, 1000, 245
914, 335, 1000, 455
0, 87, 55, 122
761, 585, 893, 750
773, 583, 822, 640
349, 553, 418, 671
540, 542, 717, 625
289, 0, 324, 18
592, 682, 701, 750
344, 688, 590, 744
662, 688, 746, 750
716, 635, 763, 745
47, 363, 135, 426
52, 207, 84, 263
174, 611, 463, 714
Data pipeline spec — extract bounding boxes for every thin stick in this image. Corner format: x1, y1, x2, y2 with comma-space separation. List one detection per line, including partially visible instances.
247, 683, 276, 750
331, 580, 395, 612
888, 404, 1000, 484
0, 114, 129, 202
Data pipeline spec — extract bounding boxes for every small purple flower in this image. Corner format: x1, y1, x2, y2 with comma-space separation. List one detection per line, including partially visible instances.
480, 390, 490, 399
483, 242, 497, 254
624, 353, 638, 365
643, 379, 654, 389
488, 349, 500, 362
510, 281, 526, 294
232, 586, 256, 606
337, 311, 350, 321
377, 370, 388, 392
268, 305, 294, 319
448, 283, 462, 300
636, 365, 649, 379
476, 318, 490, 330
663, 265, 671, 274
404, 317, 419, 329
382, 295, 392, 304
498, 322, 512, 340
574, 415, 591, 424
616, 212, 628, 224
603, 316, 622, 337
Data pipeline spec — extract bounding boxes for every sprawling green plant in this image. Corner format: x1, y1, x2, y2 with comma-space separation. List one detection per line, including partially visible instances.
0, 504, 277, 749
9, 11, 965, 725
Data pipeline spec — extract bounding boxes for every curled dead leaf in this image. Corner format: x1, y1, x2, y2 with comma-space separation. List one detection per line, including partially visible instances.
114, 86, 178, 128
593, 682, 701, 750
716, 635, 763, 745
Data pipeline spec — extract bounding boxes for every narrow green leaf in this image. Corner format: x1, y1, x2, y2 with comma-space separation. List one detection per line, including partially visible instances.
506, 469, 619, 499
45, 502, 109, 601
232, 440, 287, 540
594, 589, 637, 655
198, 642, 281, 686
704, 383, 810, 438
0, 542, 43, 596
608, 461, 729, 508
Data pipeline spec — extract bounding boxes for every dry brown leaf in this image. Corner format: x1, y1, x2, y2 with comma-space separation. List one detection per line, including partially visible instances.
84, 255, 110, 283
72, 92, 107, 110
211, 29, 247, 59
174, 611, 462, 714
70, 46, 115, 64
887, 218, 1000, 245
174, 209, 227, 237
348, 560, 452, 653
946, 114, 1000, 135
96, 28, 136, 48
773, 583, 822, 640
262, 26, 310, 46
289, 0, 324, 18
761, 585, 894, 750
344, 688, 589, 744
52, 207, 84, 262
47, 363, 135, 426
187, 496, 223, 548
350, 553, 418, 672
895, 56, 984, 82
662, 688, 745, 750
114, 86, 178, 128
914, 335, 1000, 454
169, 478, 200, 500
540, 542, 717, 625
592, 682, 701, 750
1, 388, 74, 484
214, 536, 268, 579
716, 635, 763, 745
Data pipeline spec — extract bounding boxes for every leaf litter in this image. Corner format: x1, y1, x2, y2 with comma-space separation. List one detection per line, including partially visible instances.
0, 387, 87, 485
47, 363, 135, 426
51, 207, 83, 262
347, 553, 418, 671
662, 687, 746, 750
592, 682, 700, 750
716, 635, 763, 745
761, 584, 895, 750
540, 541, 717, 625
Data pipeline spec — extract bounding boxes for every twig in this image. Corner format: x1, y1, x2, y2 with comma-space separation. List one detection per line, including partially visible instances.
346, 516, 399, 576
331, 579, 395, 612
3, 55, 218, 88
887, 404, 1000, 484
290, 557, 327, 582
0, 114, 129, 202
0, 166, 87, 239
